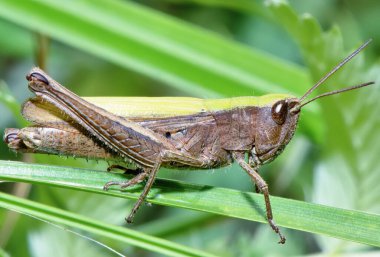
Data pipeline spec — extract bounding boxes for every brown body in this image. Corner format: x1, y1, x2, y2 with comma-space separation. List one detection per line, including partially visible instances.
8, 99, 299, 169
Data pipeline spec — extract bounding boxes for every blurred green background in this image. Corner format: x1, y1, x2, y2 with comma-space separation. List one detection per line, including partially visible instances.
0, 0, 379, 256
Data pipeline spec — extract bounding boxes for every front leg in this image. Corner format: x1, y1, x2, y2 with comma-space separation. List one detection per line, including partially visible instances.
233, 151, 286, 244
249, 150, 261, 193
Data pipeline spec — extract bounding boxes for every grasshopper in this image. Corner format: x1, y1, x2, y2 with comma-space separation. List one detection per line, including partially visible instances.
4, 40, 375, 244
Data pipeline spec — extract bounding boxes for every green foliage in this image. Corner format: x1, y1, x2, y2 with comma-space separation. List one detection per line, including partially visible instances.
0, 0, 379, 256
0, 188, 217, 257
0, 81, 26, 126
0, 0, 308, 97
0, 160, 380, 247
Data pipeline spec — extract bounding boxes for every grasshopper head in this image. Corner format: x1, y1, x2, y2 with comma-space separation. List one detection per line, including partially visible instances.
254, 97, 300, 164
255, 39, 375, 165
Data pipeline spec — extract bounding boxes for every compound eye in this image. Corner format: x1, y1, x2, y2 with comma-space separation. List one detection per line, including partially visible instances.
26, 72, 49, 85
271, 100, 288, 125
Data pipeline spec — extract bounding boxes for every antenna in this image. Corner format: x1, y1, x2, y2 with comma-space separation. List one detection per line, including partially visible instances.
299, 39, 372, 103
299, 81, 374, 108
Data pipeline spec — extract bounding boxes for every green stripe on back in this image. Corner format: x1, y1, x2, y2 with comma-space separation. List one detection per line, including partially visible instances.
83, 94, 295, 118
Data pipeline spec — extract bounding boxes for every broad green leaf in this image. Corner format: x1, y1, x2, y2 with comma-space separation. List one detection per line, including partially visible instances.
0, 0, 309, 98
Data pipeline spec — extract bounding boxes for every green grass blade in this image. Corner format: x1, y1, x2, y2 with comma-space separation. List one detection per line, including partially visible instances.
1, 160, 379, 247
0, 0, 308, 97
0, 190, 217, 257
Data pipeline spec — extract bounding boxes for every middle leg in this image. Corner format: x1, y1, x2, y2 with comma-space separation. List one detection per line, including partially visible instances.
233, 151, 286, 244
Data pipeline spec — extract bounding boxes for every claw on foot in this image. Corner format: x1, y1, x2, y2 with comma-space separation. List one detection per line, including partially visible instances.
126, 215, 134, 224
268, 219, 286, 244
103, 181, 118, 191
